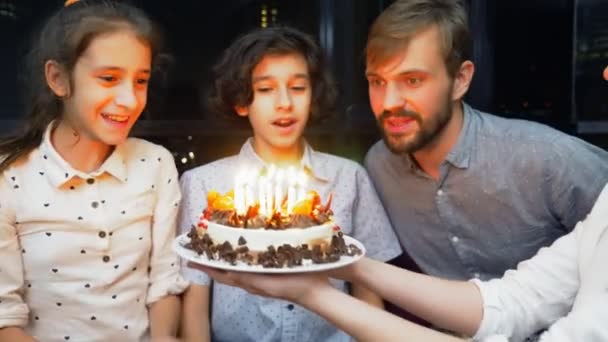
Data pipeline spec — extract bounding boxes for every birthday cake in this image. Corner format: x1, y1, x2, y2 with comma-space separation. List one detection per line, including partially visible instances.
186, 189, 362, 268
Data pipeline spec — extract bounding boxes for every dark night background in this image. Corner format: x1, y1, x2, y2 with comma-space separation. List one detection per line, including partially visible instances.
0, 0, 606, 174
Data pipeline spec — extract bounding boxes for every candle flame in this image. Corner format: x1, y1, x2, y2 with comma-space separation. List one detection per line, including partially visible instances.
228, 165, 313, 217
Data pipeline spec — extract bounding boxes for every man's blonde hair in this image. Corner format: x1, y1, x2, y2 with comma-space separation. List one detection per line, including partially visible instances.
366, 0, 472, 78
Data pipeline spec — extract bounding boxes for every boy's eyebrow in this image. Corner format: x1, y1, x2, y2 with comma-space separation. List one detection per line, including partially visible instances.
93, 66, 151, 74
253, 73, 310, 82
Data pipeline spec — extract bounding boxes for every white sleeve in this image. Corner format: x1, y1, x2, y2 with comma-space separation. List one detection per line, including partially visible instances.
537, 292, 608, 342
146, 148, 189, 304
0, 174, 29, 328
472, 224, 581, 342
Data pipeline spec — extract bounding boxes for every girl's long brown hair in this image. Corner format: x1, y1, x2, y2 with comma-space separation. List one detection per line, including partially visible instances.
0, 0, 163, 173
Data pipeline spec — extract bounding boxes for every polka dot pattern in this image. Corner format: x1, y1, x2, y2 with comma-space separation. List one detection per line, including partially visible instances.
0, 134, 188, 340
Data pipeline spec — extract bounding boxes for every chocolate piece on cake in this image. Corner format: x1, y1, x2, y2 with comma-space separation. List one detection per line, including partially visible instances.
245, 216, 266, 229
186, 227, 362, 268
286, 214, 318, 228
312, 209, 332, 225
210, 210, 235, 225
218, 241, 238, 265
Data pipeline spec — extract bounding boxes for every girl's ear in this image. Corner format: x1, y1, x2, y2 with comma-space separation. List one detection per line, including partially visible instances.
45, 60, 71, 98
234, 106, 248, 117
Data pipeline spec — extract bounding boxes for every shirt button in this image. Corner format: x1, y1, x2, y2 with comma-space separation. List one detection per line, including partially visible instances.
91, 201, 99, 208
98, 231, 106, 238
451, 236, 459, 243
287, 304, 294, 310
437, 189, 444, 196
102, 255, 110, 262
86, 178, 95, 185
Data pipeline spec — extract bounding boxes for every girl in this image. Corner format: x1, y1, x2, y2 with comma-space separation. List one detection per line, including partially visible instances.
0, 1, 187, 341
177, 26, 402, 342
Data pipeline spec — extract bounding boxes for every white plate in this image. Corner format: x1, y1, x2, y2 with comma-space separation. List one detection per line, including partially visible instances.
172, 233, 366, 274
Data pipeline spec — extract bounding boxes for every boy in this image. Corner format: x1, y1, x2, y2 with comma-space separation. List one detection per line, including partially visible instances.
178, 27, 402, 342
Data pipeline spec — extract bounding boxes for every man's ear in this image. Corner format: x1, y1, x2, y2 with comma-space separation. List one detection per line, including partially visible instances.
451, 60, 475, 101
45, 60, 71, 97
235, 106, 249, 117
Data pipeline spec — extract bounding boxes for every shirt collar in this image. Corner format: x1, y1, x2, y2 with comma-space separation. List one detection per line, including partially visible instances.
444, 102, 476, 169
237, 138, 331, 182
40, 122, 128, 188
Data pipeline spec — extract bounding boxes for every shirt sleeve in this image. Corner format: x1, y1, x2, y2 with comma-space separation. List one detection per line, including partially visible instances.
546, 134, 608, 231
535, 184, 608, 342
177, 170, 211, 286
350, 165, 402, 262
0, 174, 29, 328
472, 224, 581, 341
536, 292, 608, 342
146, 148, 189, 305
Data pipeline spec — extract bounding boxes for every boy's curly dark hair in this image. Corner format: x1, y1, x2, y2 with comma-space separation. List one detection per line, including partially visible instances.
207, 26, 337, 124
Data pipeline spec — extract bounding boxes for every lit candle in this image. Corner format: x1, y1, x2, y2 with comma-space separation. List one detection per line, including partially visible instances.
266, 164, 276, 181
244, 183, 253, 211
287, 182, 296, 213
274, 169, 284, 212
234, 171, 245, 215
287, 167, 297, 213
265, 180, 273, 215
296, 169, 308, 202
245, 170, 256, 210
258, 177, 267, 216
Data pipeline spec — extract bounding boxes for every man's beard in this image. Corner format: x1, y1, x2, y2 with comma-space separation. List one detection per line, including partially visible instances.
376, 100, 453, 155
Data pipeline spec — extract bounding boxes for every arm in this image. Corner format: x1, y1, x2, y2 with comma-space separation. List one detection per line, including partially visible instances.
351, 283, 384, 309
147, 148, 189, 337
177, 171, 212, 342
302, 281, 462, 342
149, 295, 181, 338
0, 327, 37, 342
342, 174, 601, 340
181, 285, 211, 342
343, 216, 582, 341
0, 177, 32, 340
343, 258, 483, 336
192, 264, 462, 342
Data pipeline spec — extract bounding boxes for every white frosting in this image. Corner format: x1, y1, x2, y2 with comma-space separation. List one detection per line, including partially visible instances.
205, 221, 335, 251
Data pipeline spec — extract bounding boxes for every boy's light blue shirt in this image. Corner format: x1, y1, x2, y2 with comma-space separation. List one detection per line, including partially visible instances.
178, 138, 402, 342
